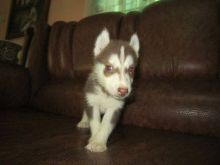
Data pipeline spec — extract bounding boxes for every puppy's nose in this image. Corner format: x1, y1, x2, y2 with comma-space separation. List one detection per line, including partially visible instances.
118, 87, 128, 96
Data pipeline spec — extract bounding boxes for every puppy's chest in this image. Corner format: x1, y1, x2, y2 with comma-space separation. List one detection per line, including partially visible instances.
86, 88, 124, 113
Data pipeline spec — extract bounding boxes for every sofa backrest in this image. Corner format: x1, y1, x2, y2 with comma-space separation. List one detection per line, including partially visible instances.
45, 0, 220, 81
136, 0, 220, 80
48, 21, 76, 80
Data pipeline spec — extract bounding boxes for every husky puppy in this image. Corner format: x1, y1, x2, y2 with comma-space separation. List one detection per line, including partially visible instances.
77, 28, 140, 152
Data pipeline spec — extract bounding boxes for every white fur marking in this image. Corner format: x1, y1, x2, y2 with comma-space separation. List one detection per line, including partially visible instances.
94, 28, 110, 57
109, 54, 121, 69
120, 46, 125, 64
124, 55, 134, 68
130, 33, 140, 56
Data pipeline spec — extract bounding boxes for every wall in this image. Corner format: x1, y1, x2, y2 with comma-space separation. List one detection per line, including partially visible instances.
0, 0, 11, 40
0, 0, 88, 45
48, 0, 87, 25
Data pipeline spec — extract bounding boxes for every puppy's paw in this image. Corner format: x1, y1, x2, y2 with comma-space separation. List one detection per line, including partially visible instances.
77, 121, 89, 129
85, 142, 107, 152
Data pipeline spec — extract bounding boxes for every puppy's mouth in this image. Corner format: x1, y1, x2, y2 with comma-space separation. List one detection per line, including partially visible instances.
98, 83, 130, 100
113, 93, 130, 100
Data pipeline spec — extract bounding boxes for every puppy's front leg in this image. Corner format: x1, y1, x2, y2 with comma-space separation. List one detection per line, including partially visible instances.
89, 106, 101, 141
86, 109, 120, 152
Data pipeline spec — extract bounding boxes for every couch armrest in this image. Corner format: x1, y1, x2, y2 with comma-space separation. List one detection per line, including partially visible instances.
26, 23, 50, 96
0, 63, 30, 108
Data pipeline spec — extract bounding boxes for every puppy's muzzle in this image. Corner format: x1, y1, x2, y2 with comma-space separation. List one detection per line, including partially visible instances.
118, 87, 128, 97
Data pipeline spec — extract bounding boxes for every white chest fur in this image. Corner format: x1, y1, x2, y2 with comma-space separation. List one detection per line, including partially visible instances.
86, 86, 124, 114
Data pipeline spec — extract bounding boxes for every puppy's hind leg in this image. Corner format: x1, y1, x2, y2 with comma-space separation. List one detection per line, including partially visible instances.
77, 111, 89, 129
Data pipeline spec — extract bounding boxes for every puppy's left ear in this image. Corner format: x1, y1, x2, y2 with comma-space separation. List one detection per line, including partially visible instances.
94, 28, 110, 57
129, 33, 140, 58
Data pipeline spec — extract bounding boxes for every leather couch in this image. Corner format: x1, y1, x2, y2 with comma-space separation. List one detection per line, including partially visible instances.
1, 0, 220, 164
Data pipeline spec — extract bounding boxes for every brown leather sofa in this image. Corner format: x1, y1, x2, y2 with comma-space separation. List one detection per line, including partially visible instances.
1, 0, 220, 164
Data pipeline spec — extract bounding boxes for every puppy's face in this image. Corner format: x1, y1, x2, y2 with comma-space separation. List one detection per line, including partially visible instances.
93, 29, 140, 100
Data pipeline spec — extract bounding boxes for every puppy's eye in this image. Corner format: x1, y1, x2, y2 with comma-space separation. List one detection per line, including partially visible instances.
128, 66, 135, 75
105, 65, 113, 72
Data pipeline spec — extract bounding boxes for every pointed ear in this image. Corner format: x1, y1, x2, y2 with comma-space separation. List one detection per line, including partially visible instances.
129, 33, 140, 57
94, 28, 110, 57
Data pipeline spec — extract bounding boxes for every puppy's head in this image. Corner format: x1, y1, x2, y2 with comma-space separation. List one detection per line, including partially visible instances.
93, 28, 140, 100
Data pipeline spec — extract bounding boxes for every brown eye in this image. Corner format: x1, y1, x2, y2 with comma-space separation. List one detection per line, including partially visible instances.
128, 66, 135, 75
105, 65, 113, 72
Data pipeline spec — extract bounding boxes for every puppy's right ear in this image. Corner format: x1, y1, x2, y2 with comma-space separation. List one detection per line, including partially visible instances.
94, 28, 110, 57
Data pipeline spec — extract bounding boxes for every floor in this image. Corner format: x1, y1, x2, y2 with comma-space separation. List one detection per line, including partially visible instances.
1, 109, 220, 165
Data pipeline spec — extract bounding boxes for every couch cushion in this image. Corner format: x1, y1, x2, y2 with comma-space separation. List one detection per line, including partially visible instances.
48, 21, 77, 80
119, 11, 139, 42
0, 110, 220, 164
136, 0, 220, 79
0, 63, 30, 108
31, 79, 85, 118
32, 78, 220, 137
123, 80, 220, 137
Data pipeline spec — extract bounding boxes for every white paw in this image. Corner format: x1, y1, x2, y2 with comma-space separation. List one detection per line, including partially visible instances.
77, 121, 89, 129
85, 142, 107, 152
